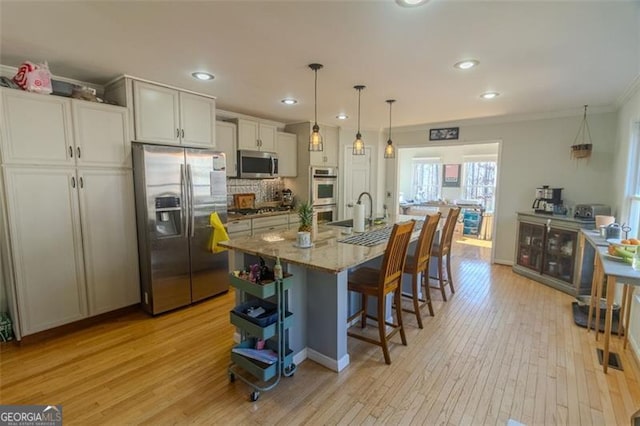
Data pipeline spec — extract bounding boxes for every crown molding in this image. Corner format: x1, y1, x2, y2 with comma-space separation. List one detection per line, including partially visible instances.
393, 104, 618, 134
615, 73, 640, 108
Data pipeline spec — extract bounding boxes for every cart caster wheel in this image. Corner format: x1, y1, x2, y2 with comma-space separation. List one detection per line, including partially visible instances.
250, 391, 260, 402
228, 372, 235, 383
285, 364, 296, 376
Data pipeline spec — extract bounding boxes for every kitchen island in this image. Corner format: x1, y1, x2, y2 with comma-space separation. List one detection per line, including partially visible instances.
219, 214, 434, 372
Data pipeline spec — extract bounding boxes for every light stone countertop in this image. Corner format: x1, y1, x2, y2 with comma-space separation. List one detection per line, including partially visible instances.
219, 214, 433, 274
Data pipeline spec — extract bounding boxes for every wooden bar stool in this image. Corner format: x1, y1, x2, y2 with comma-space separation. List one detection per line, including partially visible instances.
347, 221, 415, 364
401, 213, 441, 328
429, 207, 461, 302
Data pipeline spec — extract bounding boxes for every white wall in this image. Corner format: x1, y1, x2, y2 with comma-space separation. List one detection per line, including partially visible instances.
385, 111, 618, 264
611, 81, 640, 361
397, 143, 499, 204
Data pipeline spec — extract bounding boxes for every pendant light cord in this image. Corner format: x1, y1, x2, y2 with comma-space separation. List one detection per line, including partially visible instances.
314, 69, 318, 125
388, 102, 392, 140
357, 88, 361, 133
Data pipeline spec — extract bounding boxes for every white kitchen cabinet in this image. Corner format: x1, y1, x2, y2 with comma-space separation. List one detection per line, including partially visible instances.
77, 168, 140, 315
235, 118, 276, 152
216, 121, 238, 177
0, 89, 131, 168
3, 166, 141, 336
309, 125, 338, 167
276, 132, 297, 177
3, 166, 88, 335
72, 101, 131, 167
252, 215, 289, 234
1, 88, 74, 166
133, 81, 216, 148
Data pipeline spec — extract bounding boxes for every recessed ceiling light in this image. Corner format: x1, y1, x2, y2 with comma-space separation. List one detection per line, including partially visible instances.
191, 72, 214, 81
281, 98, 298, 105
454, 60, 479, 70
336, 113, 349, 120
396, 0, 429, 7
480, 91, 500, 99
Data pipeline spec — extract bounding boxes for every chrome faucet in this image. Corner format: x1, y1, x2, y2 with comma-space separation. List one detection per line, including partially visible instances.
357, 191, 373, 224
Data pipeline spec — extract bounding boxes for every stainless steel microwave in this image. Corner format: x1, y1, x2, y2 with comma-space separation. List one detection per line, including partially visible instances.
238, 150, 278, 179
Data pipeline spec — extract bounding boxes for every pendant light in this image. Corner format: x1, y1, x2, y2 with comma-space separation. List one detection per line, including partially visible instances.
384, 99, 396, 159
308, 63, 324, 152
352, 85, 366, 155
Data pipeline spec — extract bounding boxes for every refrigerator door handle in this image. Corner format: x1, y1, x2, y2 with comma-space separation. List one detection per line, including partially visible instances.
187, 164, 195, 237
181, 164, 188, 239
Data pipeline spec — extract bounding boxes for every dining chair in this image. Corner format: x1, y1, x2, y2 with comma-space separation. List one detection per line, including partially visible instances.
347, 221, 415, 364
429, 207, 461, 302
401, 213, 441, 328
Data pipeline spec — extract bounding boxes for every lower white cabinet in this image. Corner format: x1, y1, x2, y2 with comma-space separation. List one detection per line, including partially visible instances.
77, 168, 140, 315
3, 166, 140, 336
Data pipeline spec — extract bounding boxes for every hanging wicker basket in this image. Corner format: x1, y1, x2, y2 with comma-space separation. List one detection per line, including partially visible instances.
571, 143, 592, 159
571, 105, 593, 161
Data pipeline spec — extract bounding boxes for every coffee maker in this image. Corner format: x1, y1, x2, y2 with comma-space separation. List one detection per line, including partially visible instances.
281, 188, 294, 207
532, 185, 563, 214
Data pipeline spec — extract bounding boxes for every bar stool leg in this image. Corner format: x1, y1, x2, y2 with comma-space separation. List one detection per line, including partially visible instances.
438, 256, 447, 302
361, 294, 368, 329
379, 293, 391, 365
411, 272, 423, 329
422, 271, 434, 316
446, 253, 455, 295
395, 288, 407, 346
618, 285, 629, 337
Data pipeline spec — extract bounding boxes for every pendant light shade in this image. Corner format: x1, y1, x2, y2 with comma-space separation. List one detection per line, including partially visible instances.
308, 63, 324, 152
384, 99, 396, 159
353, 85, 366, 155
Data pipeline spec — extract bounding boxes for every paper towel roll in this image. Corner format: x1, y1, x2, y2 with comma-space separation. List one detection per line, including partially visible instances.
354, 203, 366, 233
595, 215, 615, 228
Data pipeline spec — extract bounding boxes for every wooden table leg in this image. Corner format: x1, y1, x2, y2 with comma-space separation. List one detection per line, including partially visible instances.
603, 275, 616, 374
588, 257, 600, 334
595, 261, 604, 341
624, 285, 634, 349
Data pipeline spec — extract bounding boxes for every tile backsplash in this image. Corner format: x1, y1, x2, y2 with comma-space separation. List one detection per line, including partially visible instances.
227, 178, 284, 207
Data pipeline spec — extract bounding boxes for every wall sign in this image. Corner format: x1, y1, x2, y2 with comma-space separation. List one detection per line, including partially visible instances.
429, 127, 459, 141
442, 164, 461, 187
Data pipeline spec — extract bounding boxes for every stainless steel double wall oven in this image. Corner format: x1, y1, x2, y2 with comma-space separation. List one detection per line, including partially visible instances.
311, 166, 338, 224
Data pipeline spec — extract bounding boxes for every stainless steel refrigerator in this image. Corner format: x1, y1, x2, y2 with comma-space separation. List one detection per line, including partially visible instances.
132, 143, 229, 315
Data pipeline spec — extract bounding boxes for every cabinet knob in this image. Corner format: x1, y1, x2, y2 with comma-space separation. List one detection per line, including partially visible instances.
69, 146, 73, 158
71, 176, 76, 188
77, 146, 81, 158
181, 129, 185, 138
79, 177, 84, 188
177, 128, 180, 138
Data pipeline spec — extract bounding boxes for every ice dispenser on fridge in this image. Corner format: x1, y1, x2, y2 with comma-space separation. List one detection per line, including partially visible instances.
154, 195, 182, 237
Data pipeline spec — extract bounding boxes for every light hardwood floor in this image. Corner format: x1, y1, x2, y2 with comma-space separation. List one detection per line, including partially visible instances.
1, 242, 639, 425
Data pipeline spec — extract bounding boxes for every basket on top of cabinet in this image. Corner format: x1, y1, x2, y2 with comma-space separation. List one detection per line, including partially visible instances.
228, 273, 296, 402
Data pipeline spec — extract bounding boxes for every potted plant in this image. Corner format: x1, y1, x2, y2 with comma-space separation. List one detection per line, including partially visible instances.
297, 201, 314, 233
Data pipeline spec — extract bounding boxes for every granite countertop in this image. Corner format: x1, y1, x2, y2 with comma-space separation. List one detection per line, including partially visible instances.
219, 214, 428, 274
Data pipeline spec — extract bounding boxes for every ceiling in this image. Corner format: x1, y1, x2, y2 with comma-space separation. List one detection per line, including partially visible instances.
1, 1, 638, 131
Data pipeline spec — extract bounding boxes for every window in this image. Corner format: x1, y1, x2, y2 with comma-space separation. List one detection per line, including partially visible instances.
627, 123, 640, 238
462, 160, 497, 211
411, 158, 441, 202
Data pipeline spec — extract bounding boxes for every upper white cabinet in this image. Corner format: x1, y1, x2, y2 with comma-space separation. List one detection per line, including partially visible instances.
276, 131, 297, 177
133, 81, 216, 148
1, 88, 74, 166
72, 101, 131, 167
1, 88, 130, 168
216, 121, 237, 177
309, 125, 338, 167
234, 118, 276, 151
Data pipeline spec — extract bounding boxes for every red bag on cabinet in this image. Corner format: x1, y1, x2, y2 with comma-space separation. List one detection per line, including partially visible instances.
13, 61, 52, 94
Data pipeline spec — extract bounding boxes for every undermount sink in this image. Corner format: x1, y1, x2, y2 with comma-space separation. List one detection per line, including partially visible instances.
327, 219, 354, 227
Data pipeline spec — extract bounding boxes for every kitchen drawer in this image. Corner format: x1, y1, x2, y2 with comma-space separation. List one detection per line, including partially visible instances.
228, 230, 252, 238
226, 219, 251, 234
252, 215, 288, 230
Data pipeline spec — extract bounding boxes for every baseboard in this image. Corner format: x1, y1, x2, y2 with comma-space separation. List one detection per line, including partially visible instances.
494, 258, 513, 266
293, 348, 308, 366
307, 347, 350, 372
